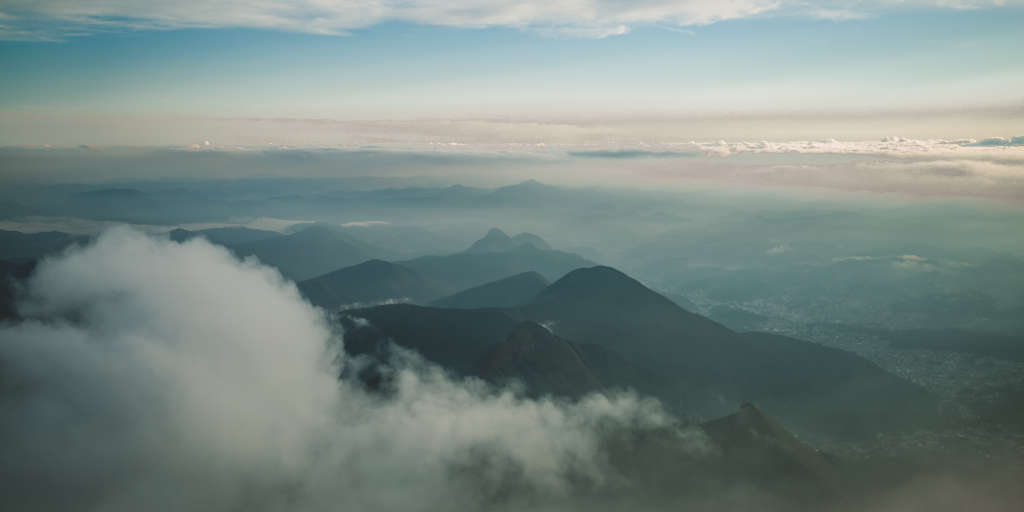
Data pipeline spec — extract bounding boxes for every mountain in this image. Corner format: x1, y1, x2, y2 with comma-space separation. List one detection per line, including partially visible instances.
298, 260, 439, 311
399, 243, 591, 295
65, 188, 159, 221
168, 227, 281, 246
485, 179, 566, 205
340, 265, 938, 440
475, 322, 603, 398
229, 224, 383, 281
521, 266, 937, 437
430, 271, 548, 309
341, 302, 658, 396
464, 228, 551, 253
662, 291, 701, 312
0, 230, 87, 260
340, 304, 522, 375
702, 403, 837, 484
0, 259, 36, 321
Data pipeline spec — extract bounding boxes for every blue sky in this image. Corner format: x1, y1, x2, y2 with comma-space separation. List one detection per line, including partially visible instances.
0, 1, 1022, 145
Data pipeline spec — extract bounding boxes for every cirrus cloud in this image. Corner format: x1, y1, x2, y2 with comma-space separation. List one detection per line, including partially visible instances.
0, 0, 1020, 41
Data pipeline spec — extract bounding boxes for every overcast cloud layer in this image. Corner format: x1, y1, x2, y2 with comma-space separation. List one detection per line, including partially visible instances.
1, 0, 1021, 40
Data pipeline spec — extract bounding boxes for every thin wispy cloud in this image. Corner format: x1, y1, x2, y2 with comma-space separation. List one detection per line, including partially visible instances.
0, 0, 1019, 40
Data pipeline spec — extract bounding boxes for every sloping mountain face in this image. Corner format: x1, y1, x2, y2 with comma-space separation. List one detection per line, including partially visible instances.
521, 266, 937, 438
341, 304, 656, 398
701, 403, 838, 489
475, 322, 602, 398
340, 304, 523, 375
298, 260, 440, 311
0, 230, 88, 260
597, 403, 841, 510
485, 179, 567, 206
168, 227, 280, 246
399, 244, 591, 295
0, 259, 36, 321
339, 265, 938, 440
464, 228, 551, 253
510, 232, 550, 251
430, 271, 549, 309
229, 224, 383, 281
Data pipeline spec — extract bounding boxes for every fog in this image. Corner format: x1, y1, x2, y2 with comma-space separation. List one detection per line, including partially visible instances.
2, 229, 1023, 510
0, 229, 695, 511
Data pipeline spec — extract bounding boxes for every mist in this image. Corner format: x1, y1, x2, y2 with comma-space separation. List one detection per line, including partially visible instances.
0, 229, 701, 511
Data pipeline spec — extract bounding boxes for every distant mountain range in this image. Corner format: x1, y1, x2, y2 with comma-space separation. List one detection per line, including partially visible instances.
464, 228, 551, 253
0, 224, 944, 441
296, 228, 591, 308
398, 237, 591, 295
168, 226, 280, 246
0, 229, 88, 260
228, 224, 387, 281
299, 259, 440, 311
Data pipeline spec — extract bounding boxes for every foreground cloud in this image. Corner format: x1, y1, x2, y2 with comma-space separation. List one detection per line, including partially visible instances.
1, 0, 1019, 40
0, 229, 688, 511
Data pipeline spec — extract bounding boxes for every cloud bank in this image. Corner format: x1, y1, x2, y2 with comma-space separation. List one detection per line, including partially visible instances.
687, 137, 1024, 158
0, 228, 694, 511
1, 0, 1020, 40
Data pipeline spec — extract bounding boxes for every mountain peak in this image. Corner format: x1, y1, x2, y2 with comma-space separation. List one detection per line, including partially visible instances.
510, 232, 551, 251
534, 266, 672, 307
485, 227, 510, 239
464, 228, 551, 254
476, 321, 602, 398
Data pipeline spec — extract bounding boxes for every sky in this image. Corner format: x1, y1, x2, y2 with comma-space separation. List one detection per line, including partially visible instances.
0, 1, 1022, 146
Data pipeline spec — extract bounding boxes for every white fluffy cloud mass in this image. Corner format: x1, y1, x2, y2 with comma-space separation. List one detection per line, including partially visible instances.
1, 0, 1020, 40
0, 228, 682, 511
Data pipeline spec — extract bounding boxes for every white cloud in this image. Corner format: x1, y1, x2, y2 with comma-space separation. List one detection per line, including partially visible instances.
1, 0, 1020, 40
688, 137, 1024, 158
340, 220, 391, 227
0, 229, 693, 511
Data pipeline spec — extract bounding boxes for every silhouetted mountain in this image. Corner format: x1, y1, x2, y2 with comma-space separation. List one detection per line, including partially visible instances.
399, 244, 591, 295
343, 265, 938, 440
168, 227, 281, 246
230, 224, 383, 281
430, 271, 548, 309
340, 304, 522, 375
0, 259, 36, 321
662, 291, 700, 312
75, 188, 146, 199
486, 179, 566, 205
702, 403, 837, 482
340, 304, 649, 399
464, 228, 551, 253
0, 230, 87, 260
476, 322, 602, 398
299, 260, 439, 311
66, 188, 157, 221
522, 266, 937, 437
333, 223, 463, 259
